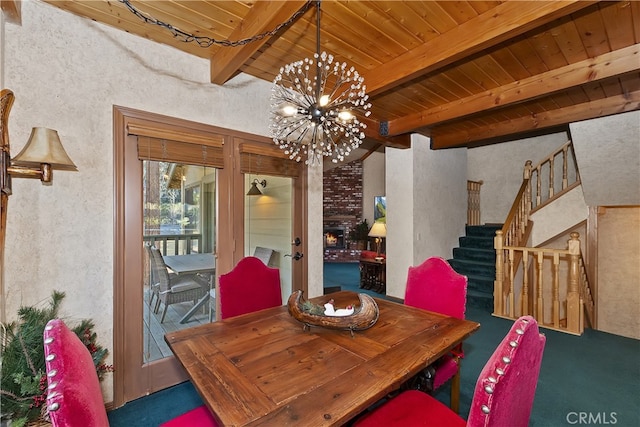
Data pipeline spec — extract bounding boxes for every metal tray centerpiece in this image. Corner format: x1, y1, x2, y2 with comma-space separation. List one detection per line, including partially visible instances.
287, 290, 379, 335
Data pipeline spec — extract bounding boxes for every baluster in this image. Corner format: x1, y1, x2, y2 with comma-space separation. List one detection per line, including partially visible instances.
553, 252, 560, 327
548, 156, 555, 199
567, 232, 582, 334
508, 249, 515, 318
536, 165, 542, 207
524, 160, 532, 212
520, 250, 529, 316
518, 197, 526, 241
515, 204, 521, 241
562, 145, 568, 190
536, 251, 544, 324
494, 231, 503, 315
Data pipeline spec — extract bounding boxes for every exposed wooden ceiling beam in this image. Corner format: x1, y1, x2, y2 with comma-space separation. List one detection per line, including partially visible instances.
360, 116, 410, 149
0, 0, 21, 24
210, 1, 308, 85
363, 0, 597, 97
431, 90, 640, 149
387, 44, 640, 136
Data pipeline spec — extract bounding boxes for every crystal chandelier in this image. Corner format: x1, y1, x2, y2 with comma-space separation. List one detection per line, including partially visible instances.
270, 0, 371, 165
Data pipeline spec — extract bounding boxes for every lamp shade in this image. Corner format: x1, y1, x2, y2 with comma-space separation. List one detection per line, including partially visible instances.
12, 127, 77, 171
246, 182, 263, 196
368, 222, 387, 238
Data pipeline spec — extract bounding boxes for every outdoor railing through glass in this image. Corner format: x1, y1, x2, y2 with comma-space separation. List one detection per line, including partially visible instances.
143, 233, 202, 255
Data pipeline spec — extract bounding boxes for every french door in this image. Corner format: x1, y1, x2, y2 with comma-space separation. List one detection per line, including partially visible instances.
114, 107, 307, 407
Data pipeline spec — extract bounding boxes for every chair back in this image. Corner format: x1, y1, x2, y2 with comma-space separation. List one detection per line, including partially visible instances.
145, 243, 158, 284
253, 246, 276, 266
405, 257, 467, 319
43, 319, 109, 427
467, 315, 546, 427
219, 256, 282, 319
149, 245, 171, 292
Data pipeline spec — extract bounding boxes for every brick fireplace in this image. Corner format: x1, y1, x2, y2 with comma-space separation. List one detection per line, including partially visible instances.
323, 161, 363, 262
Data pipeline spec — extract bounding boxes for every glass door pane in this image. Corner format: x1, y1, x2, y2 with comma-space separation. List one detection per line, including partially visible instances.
142, 160, 217, 364
244, 173, 293, 301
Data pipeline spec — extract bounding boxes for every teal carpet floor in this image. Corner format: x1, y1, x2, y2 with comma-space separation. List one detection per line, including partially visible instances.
109, 263, 640, 426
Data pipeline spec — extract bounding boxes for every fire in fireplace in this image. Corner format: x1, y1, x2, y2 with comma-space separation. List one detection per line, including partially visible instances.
324, 227, 345, 249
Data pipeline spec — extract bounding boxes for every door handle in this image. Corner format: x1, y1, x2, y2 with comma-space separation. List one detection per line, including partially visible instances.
285, 251, 304, 260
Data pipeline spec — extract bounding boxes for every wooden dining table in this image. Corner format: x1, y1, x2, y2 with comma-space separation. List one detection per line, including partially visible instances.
165, 291, 480, 426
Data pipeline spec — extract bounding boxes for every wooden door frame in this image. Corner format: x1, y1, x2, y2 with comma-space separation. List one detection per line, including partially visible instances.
113, 106, 307, 407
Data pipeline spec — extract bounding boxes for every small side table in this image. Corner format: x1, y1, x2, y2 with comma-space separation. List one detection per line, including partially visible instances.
359, 257, 386, 293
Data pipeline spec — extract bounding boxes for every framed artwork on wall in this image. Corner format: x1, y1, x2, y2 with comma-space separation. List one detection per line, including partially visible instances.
374, 196, 386, 223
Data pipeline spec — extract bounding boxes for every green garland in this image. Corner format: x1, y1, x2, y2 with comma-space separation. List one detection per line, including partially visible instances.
0, 291, 113, 426
301, 300, 326, 316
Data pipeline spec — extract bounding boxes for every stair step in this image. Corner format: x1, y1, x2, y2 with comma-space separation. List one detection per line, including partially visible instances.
465, 224, 502, 238
452, 224, 502, 314
466, 289, 494, 311
448, 258, 495, 279
459, 235, 495, 250
453, 247, 496, 263
465, 274, 494, 294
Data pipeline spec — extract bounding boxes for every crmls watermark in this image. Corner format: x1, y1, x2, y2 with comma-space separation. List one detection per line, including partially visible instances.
566, 412, 618, 425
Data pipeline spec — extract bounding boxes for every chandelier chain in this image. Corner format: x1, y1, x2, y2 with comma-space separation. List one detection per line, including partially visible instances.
119, 0, 314, 48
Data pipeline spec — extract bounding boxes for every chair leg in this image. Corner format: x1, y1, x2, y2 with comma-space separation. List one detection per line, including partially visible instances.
450, 369, 461, 414
161, 304, 169, 323
149, 291, 156, 308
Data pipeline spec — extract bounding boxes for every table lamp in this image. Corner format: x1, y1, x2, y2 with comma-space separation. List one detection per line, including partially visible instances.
368, 222, 387, 261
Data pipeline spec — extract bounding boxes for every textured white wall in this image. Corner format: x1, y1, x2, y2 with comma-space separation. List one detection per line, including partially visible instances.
597, 207, 640, 340
467, 132, 568, 223
307, 163, 324, 298
0, 0, 321, 400
570, 111, 640, 206
386, 146, 414, 299
385, 135, 467, 299
411, 136, 467, 262
530, 186, 588, 246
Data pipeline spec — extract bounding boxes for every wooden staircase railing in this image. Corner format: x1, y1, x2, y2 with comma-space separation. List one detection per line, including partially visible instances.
493, 141, 595, 335
577, 250, 596, 329
466, 180, 483, 226
529, 140, 581, 213
495, 232, 593, 335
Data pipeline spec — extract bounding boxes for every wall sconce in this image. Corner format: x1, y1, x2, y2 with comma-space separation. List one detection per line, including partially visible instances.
246, 179, 266, 196
5, 127, 78, 184
1, 91, 77, 194
1, 89, 78, 321
368, 222, 387, 260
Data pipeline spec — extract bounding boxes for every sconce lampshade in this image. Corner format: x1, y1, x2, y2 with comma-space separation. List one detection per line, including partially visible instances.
12, 127, 77, 171
368, 222, 387, 238
246, 179, 267, 196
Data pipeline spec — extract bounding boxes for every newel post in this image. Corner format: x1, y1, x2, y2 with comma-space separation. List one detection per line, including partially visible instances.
493, 230, 504, 316
566, 232, 582, 334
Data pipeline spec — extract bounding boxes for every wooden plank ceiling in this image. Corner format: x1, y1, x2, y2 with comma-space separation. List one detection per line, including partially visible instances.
18, 0, 640, 150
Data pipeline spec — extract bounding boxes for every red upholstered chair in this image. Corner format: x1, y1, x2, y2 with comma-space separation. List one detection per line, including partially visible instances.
43, 319, 217, 427
159, 405, 218, 427
355, 316, 546, 427
219, 256, 283, 319
404, 256, 468, 412
44, 319, 110, 427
